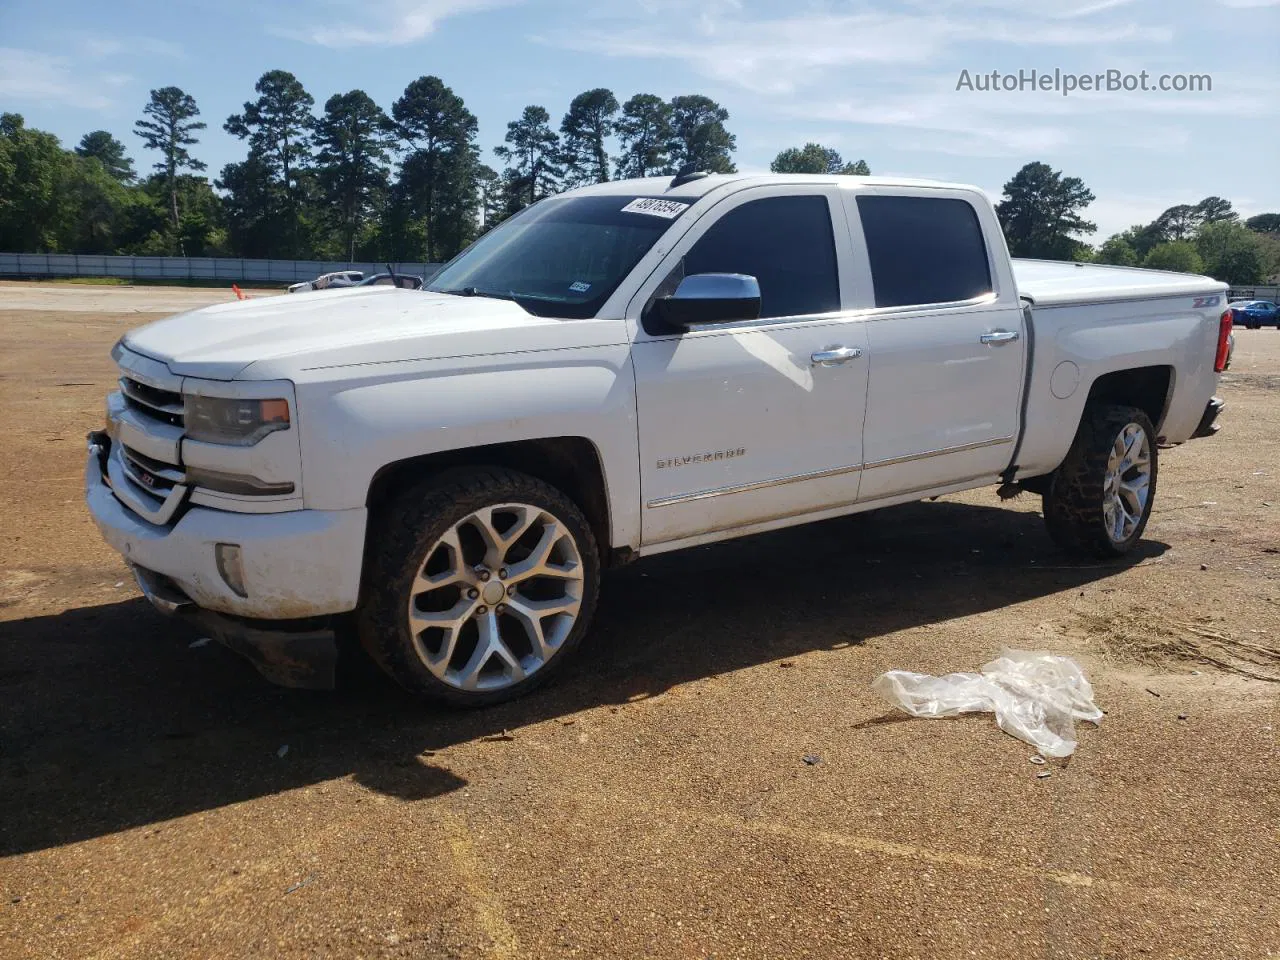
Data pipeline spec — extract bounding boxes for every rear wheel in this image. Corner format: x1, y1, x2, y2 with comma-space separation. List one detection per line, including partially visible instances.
359, 468, 601, 706
1043, 405, 1158, 558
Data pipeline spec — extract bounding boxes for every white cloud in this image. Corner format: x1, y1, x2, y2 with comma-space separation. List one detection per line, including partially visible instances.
555, 10, 1172, 96
1085, 193, 1205, 239
782, 93, 1075, 159
0, 48, 113, 109
905, 0, 1139, 16
79, 36, 185, 59
277, 0, 520, 47
1053, 0, 1139, 18
767, 59, 1275, 162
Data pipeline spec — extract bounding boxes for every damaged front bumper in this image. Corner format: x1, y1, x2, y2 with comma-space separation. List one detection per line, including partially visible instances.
130, 563, 340, 690
85, 431, 364, 690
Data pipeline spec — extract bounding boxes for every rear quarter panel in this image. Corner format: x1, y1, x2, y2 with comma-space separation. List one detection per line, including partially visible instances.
1017, 293, 1223, 476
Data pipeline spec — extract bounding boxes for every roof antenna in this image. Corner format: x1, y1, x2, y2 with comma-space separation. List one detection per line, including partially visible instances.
669, 163, 711, 189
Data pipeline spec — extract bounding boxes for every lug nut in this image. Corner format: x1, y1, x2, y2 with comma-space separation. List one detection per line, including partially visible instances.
496, 604, 508, 615
498, 567, 509, 580
477, 569, 492, 582
467, 588, 480, 600
476, 605, 488, 616
507, 585, 516, 597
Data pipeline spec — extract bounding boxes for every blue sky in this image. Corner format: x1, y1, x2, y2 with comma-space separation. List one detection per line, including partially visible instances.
2, 0, 1276, 240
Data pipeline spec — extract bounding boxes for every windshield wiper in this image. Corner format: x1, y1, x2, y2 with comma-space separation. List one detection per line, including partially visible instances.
439, 286, 518, 303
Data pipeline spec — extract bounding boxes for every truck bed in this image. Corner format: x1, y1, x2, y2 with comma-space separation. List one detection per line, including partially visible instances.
1013, 258, 1224, 308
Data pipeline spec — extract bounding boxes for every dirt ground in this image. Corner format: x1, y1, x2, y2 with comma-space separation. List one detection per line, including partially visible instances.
0, 280, 281, 314
1, 282, 1277, 960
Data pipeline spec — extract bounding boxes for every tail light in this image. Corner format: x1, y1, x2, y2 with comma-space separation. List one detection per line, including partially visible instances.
1214, 310, 1233, 373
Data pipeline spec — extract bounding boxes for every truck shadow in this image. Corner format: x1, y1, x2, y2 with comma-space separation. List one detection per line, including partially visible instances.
0, 498, 1165, 856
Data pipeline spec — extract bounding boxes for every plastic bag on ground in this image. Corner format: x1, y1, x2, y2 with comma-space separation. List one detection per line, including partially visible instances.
872, 649, 1103, 758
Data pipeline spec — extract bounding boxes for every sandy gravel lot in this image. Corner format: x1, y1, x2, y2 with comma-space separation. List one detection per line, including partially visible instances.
1, 285, 1277, 959
0, 280, 280, 314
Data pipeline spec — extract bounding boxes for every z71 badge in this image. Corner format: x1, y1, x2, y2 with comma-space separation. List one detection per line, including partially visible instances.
1193, 296, 1221, 309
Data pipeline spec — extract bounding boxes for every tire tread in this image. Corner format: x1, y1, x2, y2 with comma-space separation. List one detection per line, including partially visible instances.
1043, 404, 1158, 558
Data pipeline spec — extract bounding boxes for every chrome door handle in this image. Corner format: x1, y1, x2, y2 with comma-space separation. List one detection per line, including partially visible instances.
811, 346, 863, 367
980, 330, 1021, 345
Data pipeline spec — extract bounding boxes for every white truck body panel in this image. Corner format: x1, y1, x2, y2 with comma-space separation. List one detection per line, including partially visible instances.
87, 172, 1227, 633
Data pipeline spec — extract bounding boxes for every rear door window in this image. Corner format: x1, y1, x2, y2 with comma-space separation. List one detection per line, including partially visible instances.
857, 195, 993, 308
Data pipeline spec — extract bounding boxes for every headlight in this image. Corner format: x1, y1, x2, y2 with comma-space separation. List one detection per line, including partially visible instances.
184, 396, 290, 446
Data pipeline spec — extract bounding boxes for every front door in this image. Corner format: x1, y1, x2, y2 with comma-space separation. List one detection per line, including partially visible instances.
630, 189, 871, 546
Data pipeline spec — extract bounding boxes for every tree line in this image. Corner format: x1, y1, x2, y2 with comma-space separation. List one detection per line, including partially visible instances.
2, 73, 1276, 286
0, 71, 870, 264
996, 161, 1280, 285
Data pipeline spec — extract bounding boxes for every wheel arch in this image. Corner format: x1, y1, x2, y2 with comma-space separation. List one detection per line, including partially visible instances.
1018, 365, 1173, 494
1081, 365, 1174, 435
364, 437, 618, 566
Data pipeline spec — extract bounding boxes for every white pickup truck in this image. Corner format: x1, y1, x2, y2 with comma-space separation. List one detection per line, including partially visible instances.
86, 171, 1232, 704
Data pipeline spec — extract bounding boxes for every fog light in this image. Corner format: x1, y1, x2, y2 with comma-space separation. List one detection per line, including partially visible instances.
215, 543, 248, 598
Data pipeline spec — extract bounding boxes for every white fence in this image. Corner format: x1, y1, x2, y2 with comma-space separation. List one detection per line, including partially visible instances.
0, 253, 443, 285
1228, 285, 1280, 301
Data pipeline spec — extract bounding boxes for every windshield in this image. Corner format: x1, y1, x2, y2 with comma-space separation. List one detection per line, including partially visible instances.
426, 194, 693, 318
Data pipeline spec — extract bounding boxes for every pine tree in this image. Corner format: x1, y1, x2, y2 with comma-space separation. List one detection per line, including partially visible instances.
560, 88, 618, 186
75, 131, 135, 183
312, 90, 396, 260
493, 105, 562, 210
392, 75, 480, 262
667, 95, 736, 174
614, 94, 673, 179
134, 87, 207, 242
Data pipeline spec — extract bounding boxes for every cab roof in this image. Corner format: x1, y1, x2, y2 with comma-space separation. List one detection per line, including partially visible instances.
567, 172, 987, 202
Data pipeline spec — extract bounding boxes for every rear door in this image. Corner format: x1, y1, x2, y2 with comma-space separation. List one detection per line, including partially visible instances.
840, 188, 1027, 501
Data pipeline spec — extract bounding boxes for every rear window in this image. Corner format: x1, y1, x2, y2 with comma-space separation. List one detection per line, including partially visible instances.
857, 196, 993, 308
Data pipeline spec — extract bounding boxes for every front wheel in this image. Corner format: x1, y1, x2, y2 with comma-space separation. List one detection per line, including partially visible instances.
1043, 405, 1158, 558
358, 468, 601, 706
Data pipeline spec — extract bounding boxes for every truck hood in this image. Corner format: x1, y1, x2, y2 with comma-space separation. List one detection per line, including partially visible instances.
122, 287, 629, 380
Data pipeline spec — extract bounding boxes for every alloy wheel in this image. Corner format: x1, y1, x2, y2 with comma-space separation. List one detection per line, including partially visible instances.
405, 503, 584, 692
1102, 422, 1153, 544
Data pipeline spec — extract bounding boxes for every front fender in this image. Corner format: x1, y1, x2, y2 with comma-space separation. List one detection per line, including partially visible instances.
293, 344, 640, 550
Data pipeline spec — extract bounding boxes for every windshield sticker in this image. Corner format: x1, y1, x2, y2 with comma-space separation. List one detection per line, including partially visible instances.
621, 198, 690, 219
569, 281, 592, 294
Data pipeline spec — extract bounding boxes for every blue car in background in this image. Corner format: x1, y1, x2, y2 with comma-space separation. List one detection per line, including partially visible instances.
1231, 300, 1280, 329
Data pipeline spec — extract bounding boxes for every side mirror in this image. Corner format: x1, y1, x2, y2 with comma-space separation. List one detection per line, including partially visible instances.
652, 273, 761, 329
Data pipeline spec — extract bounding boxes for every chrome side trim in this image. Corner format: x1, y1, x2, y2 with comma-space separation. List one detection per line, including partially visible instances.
863, 436, 1013, 470
638, 472, 1004, 556
647, 462, 864, 509
646, 437, 1014, 509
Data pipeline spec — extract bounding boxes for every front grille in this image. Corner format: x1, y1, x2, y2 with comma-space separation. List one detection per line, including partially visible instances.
109, 355, 190, 525
120, 376, 184, 427
121, 444, 186, 499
